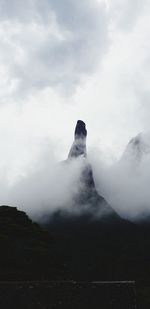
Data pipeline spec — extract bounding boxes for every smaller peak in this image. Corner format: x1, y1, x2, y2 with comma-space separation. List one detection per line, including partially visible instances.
122, 131, 150, 163
129, 132, 143, 146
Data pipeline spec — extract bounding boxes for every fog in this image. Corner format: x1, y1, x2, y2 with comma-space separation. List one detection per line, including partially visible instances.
0, 141, 88, 220
0, 129, 150, 222
0, 0, 150, 222
90, 131, 150, 220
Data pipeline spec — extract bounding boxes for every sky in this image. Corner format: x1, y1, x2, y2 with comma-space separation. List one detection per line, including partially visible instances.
0, 0, 150, 181
0, 0, 150, 219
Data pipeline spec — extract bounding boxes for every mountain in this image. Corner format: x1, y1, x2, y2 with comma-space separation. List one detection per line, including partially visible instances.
50, 120, 121, 222
40, 122, 150, 287
1, 125, 150, 308
1, 125, 150, 307
43, 121, 137, 281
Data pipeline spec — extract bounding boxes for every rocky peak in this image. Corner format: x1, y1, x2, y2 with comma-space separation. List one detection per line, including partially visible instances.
75, 120, 87, 139
65, 120, 119, 219
67, 120, 95, 189
68, 120, 87, 158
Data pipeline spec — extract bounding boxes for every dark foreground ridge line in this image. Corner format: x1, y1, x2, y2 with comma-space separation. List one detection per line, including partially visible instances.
0, 280, 136, 284
0, 280, 137, 309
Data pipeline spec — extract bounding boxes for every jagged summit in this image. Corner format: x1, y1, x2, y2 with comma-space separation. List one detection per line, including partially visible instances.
75, 120, 87, 139
68, 120, 87, 158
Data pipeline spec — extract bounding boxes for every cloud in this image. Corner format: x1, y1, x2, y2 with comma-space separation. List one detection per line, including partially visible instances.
1, 0, 150, 156
0, 0, 109, 100
108, 0, 145, 31
0, 137, 88, 219
89, 132, 150, 220
1, 0, 150, 223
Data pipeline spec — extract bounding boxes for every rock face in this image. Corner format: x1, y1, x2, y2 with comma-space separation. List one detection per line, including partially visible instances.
70, 121, 116, 217
74, 120, 87, 139
68, 120, 87, 158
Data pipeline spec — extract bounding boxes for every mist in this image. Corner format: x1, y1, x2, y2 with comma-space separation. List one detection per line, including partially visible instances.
0, 128, 150, 222
0, 141, 88, 221
89, 131, 150, 221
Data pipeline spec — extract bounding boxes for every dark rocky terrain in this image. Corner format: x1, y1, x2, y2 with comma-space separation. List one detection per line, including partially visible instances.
0, 205, 65, 281
0, 204, 149, 307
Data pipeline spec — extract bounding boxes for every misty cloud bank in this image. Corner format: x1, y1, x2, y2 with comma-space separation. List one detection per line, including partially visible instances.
90, 132, 150, 220
1, 0, 150, 222
0, 145, 88, 220
0, 131, 150, 222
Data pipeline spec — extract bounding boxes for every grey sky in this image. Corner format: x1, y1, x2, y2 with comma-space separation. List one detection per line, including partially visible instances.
0, 0, 150, 181
0, 0, 108, 97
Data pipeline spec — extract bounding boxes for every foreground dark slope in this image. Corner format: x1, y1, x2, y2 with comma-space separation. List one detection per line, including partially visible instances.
0, 206, 65, 280
1, 203, 149, 283
0, 204, 150, 309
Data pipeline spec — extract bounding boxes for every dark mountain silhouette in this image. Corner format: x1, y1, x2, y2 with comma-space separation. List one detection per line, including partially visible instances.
40, 121, 150, 309
42, 121, 146, 283
0, 205, 149, 307
0, 205, 65, 280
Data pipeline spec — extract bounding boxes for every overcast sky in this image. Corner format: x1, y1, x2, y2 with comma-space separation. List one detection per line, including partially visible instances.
0, 0, 150, 181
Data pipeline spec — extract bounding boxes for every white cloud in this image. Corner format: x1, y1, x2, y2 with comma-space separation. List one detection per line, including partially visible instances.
0, 0, 150, 220
0, 0, 150, 158
90, 132, 150, 220
0, 0, 109, 99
